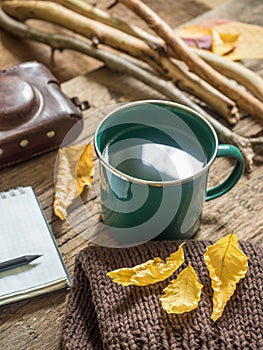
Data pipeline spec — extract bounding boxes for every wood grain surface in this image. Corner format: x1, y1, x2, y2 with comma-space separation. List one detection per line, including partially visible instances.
0, 1, 262, 349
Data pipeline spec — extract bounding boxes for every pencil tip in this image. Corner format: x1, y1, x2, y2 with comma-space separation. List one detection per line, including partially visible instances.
26, 255, 42, 263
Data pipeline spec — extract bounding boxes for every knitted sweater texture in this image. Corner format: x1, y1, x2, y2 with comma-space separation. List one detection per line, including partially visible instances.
62, 240, 263, 349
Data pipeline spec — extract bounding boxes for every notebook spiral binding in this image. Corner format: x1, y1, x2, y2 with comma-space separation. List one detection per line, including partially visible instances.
0, 187, 26, 199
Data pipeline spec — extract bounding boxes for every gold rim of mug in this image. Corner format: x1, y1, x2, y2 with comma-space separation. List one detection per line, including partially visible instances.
94, 100, 218, 187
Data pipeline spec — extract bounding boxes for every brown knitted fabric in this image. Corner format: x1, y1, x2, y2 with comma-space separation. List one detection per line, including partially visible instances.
62, 240, 263, 350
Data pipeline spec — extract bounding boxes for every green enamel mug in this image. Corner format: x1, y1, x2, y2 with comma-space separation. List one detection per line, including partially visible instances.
94, 100, 244, 245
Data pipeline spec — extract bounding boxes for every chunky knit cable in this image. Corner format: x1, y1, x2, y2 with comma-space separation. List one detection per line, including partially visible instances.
62, 240, 263, 349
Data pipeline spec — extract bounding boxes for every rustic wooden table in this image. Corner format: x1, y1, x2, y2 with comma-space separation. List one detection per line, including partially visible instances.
0, 0, 262, 349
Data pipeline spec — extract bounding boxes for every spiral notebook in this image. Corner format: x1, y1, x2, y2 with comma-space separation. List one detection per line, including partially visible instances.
0, 186, 71, 307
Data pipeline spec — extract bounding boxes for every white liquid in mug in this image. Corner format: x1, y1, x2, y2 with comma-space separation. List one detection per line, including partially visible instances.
102, 126, 207, 182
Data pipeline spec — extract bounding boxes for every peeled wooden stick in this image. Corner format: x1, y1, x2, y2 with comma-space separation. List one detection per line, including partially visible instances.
0, 8, 260, 171
54, 0, 161, 44
2, 0, 239, 124
53, 0, 263, 102
196, 50, 263, 102
118, 0, 263, 122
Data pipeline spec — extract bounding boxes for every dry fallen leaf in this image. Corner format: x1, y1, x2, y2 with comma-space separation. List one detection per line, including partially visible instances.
76, 143, 94, 193
53, 143, 94, 220
176, 19, 263, 60
204, 233, 248, 322
160, 264, 203, 314
212, 21, 263, 60
107, 243, 185, 286
211, 29, 238, 56
175, 20, 238, 54
175, 25, 212, 50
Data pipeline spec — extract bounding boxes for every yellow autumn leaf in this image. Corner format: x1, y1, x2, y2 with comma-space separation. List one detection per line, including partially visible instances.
176, 19, 263, 60
76, 143, 94, 193
53, 143, 94, 220
160, 265, 203, 314
204, 233, 248, 322
213, 21, 263, 60
211, 29, 239, 56
175, 19, 238, 53
107, 243, 185, 286
175, 25, 212, 50
176, 25, 211, 39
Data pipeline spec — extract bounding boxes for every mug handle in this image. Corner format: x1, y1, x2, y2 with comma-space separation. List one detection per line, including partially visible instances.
206, 144, 245, 202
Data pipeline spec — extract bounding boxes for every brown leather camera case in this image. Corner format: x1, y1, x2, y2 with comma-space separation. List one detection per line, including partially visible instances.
0, 62, 83, 169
